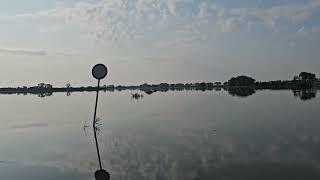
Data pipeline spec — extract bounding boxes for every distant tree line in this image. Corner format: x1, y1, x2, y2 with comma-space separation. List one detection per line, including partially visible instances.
226, 72, 319, 89
0, 72, 318, 99
223, 72, 318, 100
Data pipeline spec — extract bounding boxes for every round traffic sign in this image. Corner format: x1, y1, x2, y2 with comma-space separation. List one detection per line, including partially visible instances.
92, 64, 108, 80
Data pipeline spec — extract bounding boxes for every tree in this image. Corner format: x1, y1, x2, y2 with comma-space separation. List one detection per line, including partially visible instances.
38, 83, 45, 88
228, 76, 256, 86
207, 82, 214, 87
37, 83, 52, 89
44, 84, 53, 89
66, 83, 71, 89
298, 72, 316, 82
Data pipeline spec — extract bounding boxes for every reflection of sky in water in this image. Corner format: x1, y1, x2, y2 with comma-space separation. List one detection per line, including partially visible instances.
0, 90, 319, 179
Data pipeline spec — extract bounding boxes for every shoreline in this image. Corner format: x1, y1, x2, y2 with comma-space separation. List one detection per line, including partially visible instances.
0, 83, 318, 94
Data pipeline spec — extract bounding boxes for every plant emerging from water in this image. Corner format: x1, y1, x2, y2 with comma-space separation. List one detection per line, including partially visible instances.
131, 92, 144, 100
83, 117, 103, 136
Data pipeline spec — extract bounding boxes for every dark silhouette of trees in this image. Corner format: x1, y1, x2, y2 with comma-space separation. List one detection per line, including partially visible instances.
0, 71, 317, 99
228, 76, 256, 86
292, 72, 317, 88
199, 82, 207, 91
37, 83, 53, 89
254, 80, 292, 89
66, 83, 71, 89
299, 72, 316, 82
159, 83, 169, 92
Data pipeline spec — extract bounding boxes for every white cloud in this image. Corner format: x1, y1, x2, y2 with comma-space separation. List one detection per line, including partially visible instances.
216, 17, 244, 32
213, 0, 320, 32
1, 0, 319, 41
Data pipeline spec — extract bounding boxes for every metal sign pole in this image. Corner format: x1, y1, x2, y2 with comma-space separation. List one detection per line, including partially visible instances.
91, 64, 110, 180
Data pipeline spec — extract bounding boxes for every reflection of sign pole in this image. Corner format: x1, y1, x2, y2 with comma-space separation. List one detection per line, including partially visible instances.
92, 64, 110, 180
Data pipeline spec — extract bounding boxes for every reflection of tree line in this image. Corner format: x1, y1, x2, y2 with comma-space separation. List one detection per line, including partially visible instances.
0, 72, 318, 100
225, 87, 256, 97
293, 89, 317, 101
226, 88, 317, 100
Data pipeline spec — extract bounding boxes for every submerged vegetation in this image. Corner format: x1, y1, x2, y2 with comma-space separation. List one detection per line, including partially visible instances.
131, 93, 144, 100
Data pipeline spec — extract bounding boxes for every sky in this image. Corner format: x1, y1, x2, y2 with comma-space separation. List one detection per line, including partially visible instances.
0, 0, 319, 87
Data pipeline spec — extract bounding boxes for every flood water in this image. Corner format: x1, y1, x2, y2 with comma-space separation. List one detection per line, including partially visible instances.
0, 90, 320, 180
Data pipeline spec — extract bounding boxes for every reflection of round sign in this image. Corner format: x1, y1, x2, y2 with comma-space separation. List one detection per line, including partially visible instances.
95, 169, 110, 180
92, 64, 108, 80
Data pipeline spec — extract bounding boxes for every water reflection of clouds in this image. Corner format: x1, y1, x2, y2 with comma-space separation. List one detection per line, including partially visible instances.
97, 129, 216, 179
1, 142, 98, 179
92, 119, 320, 179
0, 121, 83, 133
2, 130, 319, 179
0, 91, 319, 179
0, 161, 91, 180
8, 122, 48, 130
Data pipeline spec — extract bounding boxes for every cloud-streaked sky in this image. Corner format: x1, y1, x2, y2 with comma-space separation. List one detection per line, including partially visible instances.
0, 0, 319, 86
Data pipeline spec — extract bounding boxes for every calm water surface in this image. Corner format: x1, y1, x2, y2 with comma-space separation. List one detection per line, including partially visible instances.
0, 90, 319, 179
